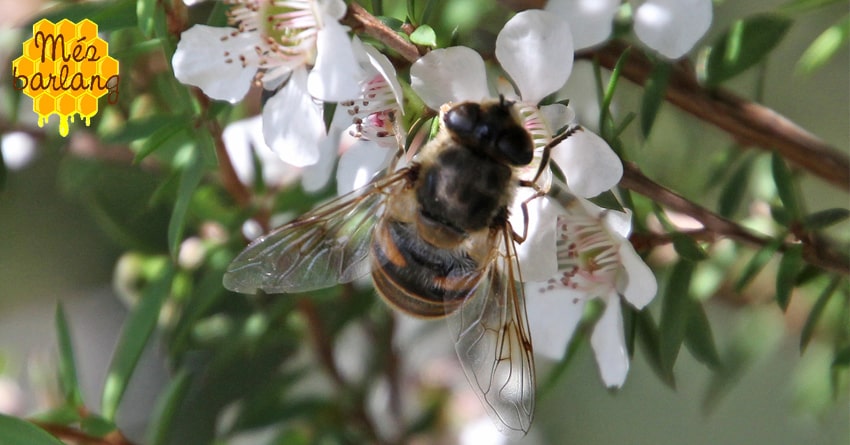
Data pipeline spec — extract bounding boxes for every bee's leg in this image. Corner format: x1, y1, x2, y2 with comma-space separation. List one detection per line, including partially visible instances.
531, 125, 582, 184
511, 188, 545, 243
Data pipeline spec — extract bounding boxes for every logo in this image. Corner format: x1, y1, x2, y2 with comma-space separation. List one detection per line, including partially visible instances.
12, 19, 120, 137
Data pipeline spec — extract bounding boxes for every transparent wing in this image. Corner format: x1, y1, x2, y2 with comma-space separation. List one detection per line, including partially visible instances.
223, 168, 412, 294
448, 224, 536, 436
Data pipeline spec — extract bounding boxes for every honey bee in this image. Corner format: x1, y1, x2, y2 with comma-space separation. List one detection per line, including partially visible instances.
224, 97, 574, 435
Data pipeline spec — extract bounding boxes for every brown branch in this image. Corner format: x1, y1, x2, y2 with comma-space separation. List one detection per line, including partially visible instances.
579, 40, 850, 189
620, 162, 850, 276
342, 3, 421, 63
32, 421, 137, 445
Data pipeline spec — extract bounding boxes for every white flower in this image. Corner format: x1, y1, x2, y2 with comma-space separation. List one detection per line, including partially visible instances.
222, 114, 337, 192
331, 39, 405, 195
545, 0, 713, 59
1, 131, 37, 170
524, 193, 657, 388
173, 0, 364, 166
410, 9, 622, 199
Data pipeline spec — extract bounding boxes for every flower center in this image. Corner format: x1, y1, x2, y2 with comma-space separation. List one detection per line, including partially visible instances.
542, 213, 620, 298
226, 0, 320, 70
339, 74, 400, 147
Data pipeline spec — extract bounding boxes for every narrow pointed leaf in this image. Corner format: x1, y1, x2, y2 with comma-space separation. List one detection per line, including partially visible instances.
0, 415, 66, 445
55, 304, 84, 408
147, 369, 191, 445
802, 208, 850, 230
672, 233, 708, 262
771, 152, 800, 219
718, 157, 753, 218
684, 303, 722, 369
168, 148, 205, 258
700, 14, 793, 86
797, 14, 849, 74
102, 266, 174, 420
776, 244, 803, 310
735, 236, 784, 292
636, 309, 676, 389
640, 62, 671, 138
659, 260, 696, 373
800, 277, 841, 352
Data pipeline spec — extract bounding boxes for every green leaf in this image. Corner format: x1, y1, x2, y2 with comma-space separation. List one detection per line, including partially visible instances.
636, 309, 676, 389
31, 0, 137, 31
700, 14, 793, 87
101, 266, 174, 420
659, 260, 696, 373
833, 345, 850, 367
684, 303, 722, 369
599, 47, 631, 139
409, 24, 437, 47
797, 14, 849, 74
800, 277, 841, 352
770, 152, 800, 219
168, 148, 205, 258
802, 208, 850, 230
776, 244, 803, 310
80, 415, 116, 438
134, 119, 188, 163
640, 61, 671, 138
55, 304, 83, 408
137, 0, 157, 37
102, 114, 187, 145
735, 236, 784, 292
717, 157, 753, 218
146, 369, 191, 445
28, 406, 81, 425
0, 415, 66, 445
672, 233, 708, 262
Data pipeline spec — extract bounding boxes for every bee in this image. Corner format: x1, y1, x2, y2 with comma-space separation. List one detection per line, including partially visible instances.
224, 97, 575, 435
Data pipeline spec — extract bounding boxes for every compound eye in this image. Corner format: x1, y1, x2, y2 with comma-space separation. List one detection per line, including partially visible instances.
496, 127, 534, 165
444, 102, 481, 134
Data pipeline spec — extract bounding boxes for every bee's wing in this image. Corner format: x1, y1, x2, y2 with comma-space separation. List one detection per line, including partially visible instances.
223, 168, 412, 294
448, 224, 536, 436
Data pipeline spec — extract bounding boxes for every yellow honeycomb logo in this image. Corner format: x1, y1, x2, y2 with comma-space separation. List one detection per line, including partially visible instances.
12, 19, 120, 137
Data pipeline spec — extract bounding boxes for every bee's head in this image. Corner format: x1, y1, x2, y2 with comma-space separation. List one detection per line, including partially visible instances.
443, 98, 534, 166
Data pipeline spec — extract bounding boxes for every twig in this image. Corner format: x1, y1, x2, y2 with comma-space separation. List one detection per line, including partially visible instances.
32, 421, 137, 445
579, 40, 850, 189
342, 3, 421, 63
620, 162, 849, 276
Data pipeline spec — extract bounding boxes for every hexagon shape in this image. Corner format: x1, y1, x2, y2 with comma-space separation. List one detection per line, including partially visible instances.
57, 94, 76, 115
78, 92, 99, 117
35, 94, 56, 115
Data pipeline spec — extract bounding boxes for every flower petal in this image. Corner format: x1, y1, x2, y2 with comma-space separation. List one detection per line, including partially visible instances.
544, 0, 620, 50
308, 20, 363, 101
551, 129, 622, 198
633, 0, 713, 59
590, 295, 629, 387
262, 69, 325, 167
618, 242, 657, 310
525, 288, 586, 360
495, 10, 574, 103
336, 140, 395, 195
172, 25, 258, 103
410, 47, 490, 110
511, 195, 559, 282
301, 127, 342, 193
539, 103, 575, 134
362, 42, 404, 109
